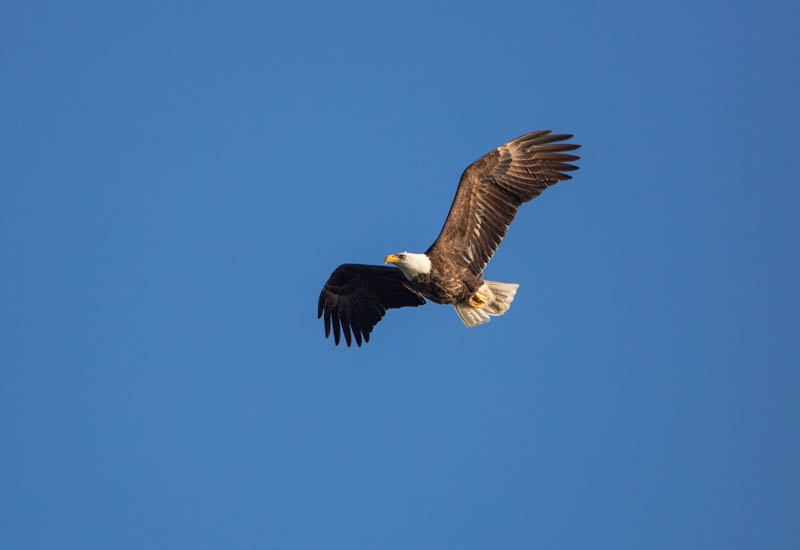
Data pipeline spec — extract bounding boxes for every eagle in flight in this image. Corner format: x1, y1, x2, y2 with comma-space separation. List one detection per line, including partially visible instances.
318, 130, 580, 347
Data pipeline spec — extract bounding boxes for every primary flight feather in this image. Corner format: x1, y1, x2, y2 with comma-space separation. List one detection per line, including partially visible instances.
318, 130, 580, 347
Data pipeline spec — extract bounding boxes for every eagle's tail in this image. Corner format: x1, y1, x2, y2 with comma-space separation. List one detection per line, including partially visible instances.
453, 281, 519, 328
482, 281, 519, 316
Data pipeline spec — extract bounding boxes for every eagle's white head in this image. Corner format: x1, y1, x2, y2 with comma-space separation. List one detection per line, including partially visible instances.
385, 251, 432, 281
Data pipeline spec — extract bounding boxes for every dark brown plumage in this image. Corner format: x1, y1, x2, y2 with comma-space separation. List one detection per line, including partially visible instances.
318, 130, 580, 347
426, 130, 580, 276
317, 265, 425, 347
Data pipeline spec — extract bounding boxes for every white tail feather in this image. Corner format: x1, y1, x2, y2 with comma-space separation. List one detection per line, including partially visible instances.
454, 302, 491, 327
482, 281, 519, 316
453, 281, 520, 328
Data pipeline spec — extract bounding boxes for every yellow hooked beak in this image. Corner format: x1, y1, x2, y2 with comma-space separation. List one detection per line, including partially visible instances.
385, 254, 402, 265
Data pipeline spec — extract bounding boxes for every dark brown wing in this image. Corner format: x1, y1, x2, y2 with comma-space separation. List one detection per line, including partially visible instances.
426, 131, 580, 276
317, 264, 426, 347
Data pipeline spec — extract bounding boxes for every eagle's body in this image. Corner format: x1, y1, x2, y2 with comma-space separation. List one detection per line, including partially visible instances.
318, 130, 580, 347
407, 267, 481, 305
393, 252, 480, 305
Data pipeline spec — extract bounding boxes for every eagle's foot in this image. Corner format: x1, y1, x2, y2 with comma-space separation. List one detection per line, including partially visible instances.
469, 291, 489, 308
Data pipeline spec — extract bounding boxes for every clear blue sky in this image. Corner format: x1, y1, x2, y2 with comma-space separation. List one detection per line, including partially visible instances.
2, 1, 798, 548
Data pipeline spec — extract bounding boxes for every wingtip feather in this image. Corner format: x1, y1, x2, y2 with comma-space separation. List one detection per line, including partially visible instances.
331, 310, 341, 345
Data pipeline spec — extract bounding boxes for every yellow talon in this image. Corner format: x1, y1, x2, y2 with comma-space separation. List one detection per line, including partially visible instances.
469, 291, 489, 308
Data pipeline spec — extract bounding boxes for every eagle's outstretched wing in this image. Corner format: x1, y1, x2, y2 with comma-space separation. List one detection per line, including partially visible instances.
426, 131, 580, 276
317, 264, 426, 347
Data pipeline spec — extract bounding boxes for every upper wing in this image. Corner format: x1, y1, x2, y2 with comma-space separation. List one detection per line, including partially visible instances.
317, 264, 426, 347
426, 131, 580, 276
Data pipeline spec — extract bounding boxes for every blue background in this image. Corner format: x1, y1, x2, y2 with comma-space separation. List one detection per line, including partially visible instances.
2, 1, 798, 548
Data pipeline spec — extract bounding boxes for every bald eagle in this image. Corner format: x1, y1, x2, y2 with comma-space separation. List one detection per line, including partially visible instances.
318, 130, 580, 347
